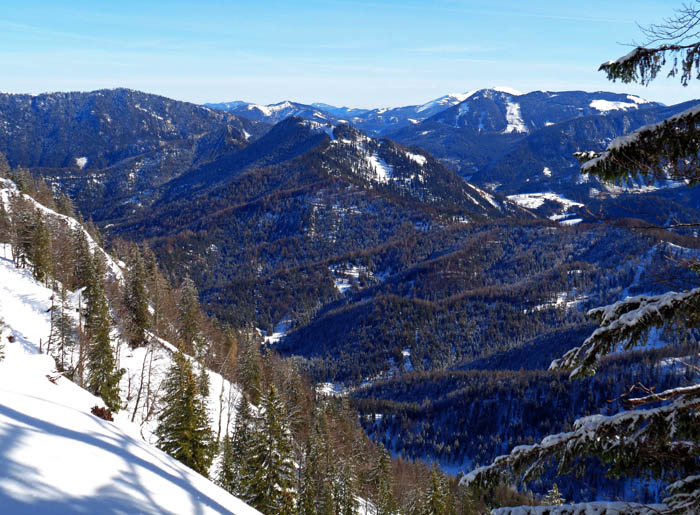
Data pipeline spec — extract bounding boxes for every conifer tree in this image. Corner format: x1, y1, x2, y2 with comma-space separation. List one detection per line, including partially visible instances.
423, 468, 449, 515
246, 385, 297, 514
30, 212, 52, 284
217, 432, 236, 493
49, 284, 75, 372
543, 483, 565, 506
0, 152, 9, 178
372, 445, 398, 515
177, 276, 210, 398
123, 246, 149, 347
9, 195, 33, 268
178, 276, 201, 354
297, 441, 319, 515
336, 461, 359, 515
143, 247, 170, 337
156, 349, 214, 476
0, 202, 10, 258
85, 253, 122, 411
55, 192, 75, 218
217, 394, 254, 496
238, 334, 262, 404
73, 228, 93, 290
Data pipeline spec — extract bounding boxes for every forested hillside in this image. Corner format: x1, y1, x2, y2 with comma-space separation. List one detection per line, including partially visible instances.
1, 169, 526, 513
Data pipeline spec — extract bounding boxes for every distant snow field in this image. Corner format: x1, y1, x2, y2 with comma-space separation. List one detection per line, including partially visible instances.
507, 192, 583, 210
589, 95, 649, 113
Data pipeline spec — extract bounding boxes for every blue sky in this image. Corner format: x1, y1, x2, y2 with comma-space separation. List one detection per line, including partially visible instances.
1, 1, 696, 107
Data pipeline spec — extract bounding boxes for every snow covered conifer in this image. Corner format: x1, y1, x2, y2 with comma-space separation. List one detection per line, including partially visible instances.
424, 468, 449, 514
336, 461, 359, 515
371, 445, 398, 515
543, 483, 565, 506
246, 385, 297, 514
462, 4, 700, 513
217, 394, 253, 496
156, 348, 214, 476
580, 3, 700, 186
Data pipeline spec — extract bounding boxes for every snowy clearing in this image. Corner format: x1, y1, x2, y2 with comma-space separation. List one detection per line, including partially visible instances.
365, 153, 394, 183
503, 101, 528, 134
590, 99, 640, 112
506, 192, 583, 210
260, 319, 291, 345
405, 151, 427, 166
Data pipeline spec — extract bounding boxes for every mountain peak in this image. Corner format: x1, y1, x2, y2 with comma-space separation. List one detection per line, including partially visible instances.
491, 86, 525, 96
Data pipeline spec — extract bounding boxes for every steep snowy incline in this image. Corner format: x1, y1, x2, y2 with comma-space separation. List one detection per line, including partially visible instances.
0, 255, 260, 515
0, 178, 123, 280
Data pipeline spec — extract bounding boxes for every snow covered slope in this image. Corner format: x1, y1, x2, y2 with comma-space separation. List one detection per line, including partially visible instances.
0, 254, 259, 514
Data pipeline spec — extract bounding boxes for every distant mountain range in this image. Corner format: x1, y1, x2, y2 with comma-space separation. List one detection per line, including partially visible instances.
207, 88, 700, 227
205, 91, 475, 135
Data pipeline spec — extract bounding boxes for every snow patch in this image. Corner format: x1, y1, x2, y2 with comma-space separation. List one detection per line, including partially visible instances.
365, 153, 393, 183
75, 157, 88, 169
503, 101, 528, 133
590, 99, 640, 112
405, 151, 427, 166
560, 218, 583, 226
261, 319, 291, 345
506, 192, 583, 210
